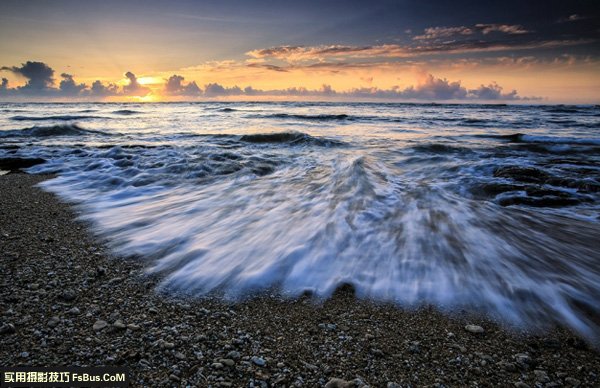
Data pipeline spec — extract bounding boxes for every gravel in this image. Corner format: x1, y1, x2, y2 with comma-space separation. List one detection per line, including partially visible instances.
1, 173, 599, 387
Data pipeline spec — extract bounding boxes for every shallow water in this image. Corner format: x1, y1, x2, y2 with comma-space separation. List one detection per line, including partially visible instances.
1, 102, 599, 339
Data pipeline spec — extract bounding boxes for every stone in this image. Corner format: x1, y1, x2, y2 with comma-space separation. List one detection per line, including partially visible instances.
47, 316, 60, 328
174, 352, 186, 360
534, 369, 550, 383
514, 382, 530, 388
113, 320, 127, 330
251, 356, 266, 366
60, 290, 77, 302
93, 320, 108, 331
226, 350, 240, 360
67, 307, 80, 315
127, 324, 140, 331
219, 358, 235, 367
325, 378, 357, 388
564, 377, 581, 387
464, 324, 484, 334
0, 323, 16, 335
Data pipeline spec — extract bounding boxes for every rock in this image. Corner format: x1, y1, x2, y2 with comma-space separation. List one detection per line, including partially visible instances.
514, 382, 530, 388
47, 316, 60, 328
325, 378, 359, 388
93, 320, 108, 331
225, 350, 241, 360
20, 352, 29, 358
387, 383, 400, 388
493, 166, 551, 184
211, 362, 224, 369
163, 342, 175, 349
113, 320, 127, 330
219, 358, 235, 367
126, 324, 140, 331
564, 377, 581, 387
0, 157, 46, 172
534, 369, 550, 383
0, 323, 16, 335
514, 353, 531, 366
464, 324, 484, 334
251, 356, 266, 366
67, 307, 80, 315
174, 351, 186, 360
60, 290, 77, 302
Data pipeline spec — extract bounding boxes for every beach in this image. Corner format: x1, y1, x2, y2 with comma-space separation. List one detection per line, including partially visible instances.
1, 172, 599, 387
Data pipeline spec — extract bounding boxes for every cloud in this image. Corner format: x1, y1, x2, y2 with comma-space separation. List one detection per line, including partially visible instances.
187, 74, 537, 101
203, 83, 243, 97
164, 75, 201, 95
0, 78, 8, 90
90, 80, 119, 97
474, 24, 529, 35
59, 73, 87, 96
122, 71, 150, 96
413, 26, 473, 40
1, 61, 55, 92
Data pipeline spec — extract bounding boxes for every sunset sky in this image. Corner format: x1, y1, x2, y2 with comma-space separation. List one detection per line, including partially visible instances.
1, 0, 599, 103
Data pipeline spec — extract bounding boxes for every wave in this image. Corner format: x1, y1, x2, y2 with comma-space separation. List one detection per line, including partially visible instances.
411, 143, 473, 154
261, 113, 352, 121
0, 124, 109, 137
495, 133, 600, 146
112, 109, 142, 115
11, 115, 105, 121
237, 132, 343, 146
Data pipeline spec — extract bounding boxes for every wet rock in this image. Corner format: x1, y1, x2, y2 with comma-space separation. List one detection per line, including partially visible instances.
0, 157, 46, 172
494, 166, 551, 184
93, 320, 108, 331
464, 324, 484, 334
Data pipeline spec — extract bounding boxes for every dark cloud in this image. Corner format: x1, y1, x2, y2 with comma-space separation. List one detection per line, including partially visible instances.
59, 73, 86, 96
203, 83, 243, 97
1, 61, 54, 92
90, 80, 119, 97
196, 75, 537, 101
122, 71, 150, 96
164, 75, 201, 95
0, 78, 8, 90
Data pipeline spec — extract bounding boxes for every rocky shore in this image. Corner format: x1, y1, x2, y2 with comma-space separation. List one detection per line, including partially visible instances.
1, 173, 599, 387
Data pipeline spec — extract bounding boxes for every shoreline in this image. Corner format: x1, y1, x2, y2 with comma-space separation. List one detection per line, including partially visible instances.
1, 173, 599, 387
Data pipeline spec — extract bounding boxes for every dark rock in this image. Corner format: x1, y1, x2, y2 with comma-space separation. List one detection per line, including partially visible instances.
0, 157, 46, 172
493, 166, 552, 183
0, 323, 16, 335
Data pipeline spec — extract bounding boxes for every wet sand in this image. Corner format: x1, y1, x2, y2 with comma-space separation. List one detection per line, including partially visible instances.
0, 173, 599, 387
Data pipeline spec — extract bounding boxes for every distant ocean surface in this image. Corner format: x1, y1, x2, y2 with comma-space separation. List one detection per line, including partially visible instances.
1, 102, 600, 338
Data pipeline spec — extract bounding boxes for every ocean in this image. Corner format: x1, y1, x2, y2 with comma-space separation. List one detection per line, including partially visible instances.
1, 102, 599, 339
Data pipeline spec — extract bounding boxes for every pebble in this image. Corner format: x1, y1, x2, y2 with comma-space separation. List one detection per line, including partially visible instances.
464, 324, 484, 334
67, 307, 80, 315
163, 342, 175, 349
113, 320, 127, 330
514, 382, 530, 388
0, 323, 16, 335
220, 358, 235, 366
251, 356, 266, 366
534, 369, 550, 383
60, 290, 77, 301
174, 351, 186, 360
93, 320, 108, 331
226, 350, 241, 360
564, 377, 581, 386
47, 316, 60, 328
325, 378, 358, 388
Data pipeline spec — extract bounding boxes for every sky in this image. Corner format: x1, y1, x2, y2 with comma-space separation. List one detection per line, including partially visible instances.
0, 0, 599, 103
